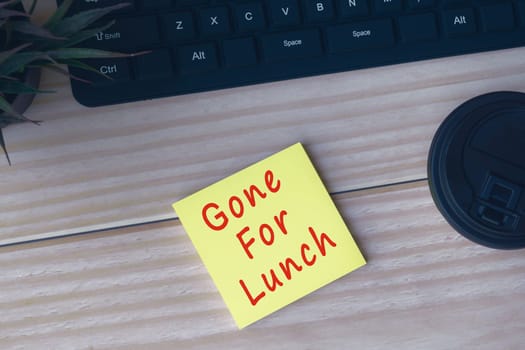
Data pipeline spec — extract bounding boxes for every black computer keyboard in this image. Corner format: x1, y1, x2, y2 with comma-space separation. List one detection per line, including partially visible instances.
67, 0, 525, 107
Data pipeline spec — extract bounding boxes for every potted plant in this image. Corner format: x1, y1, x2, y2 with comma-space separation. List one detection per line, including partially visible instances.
0, 0, 131, 164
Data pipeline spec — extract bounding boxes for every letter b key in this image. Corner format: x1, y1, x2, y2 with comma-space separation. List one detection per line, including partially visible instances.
305, 0, 335, 22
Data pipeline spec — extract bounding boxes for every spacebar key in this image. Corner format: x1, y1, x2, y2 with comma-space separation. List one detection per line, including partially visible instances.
261, 29, 323, 62
326, 20, 395, 53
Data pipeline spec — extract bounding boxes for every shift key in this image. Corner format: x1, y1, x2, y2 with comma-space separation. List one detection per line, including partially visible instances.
261, 29, 323, 62
326, 20, 395, 53
86, 16, 160, 51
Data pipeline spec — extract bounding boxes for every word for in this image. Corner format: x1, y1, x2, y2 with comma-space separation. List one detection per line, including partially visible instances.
236, 209, 288, 259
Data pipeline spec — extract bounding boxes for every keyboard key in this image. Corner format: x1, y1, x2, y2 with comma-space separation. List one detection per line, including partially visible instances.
223, 38, 258, 68
177, 44, 218, 74
374, 0, 402, 13
304, 0, 335, 22
161, 12, 196, 44
337, 0, 369, 18
87, 16, 160, 51
480, 3, 515, 32
261, 30, 323, 62
135, 50, 173, 80
234, 3, 266, 32
199, 7, 231, 36
74, 58, 131, 85
398, 14, 438, 42
268, 0, 301, 27
443, 9, 476, 36
326, 20, 394, 53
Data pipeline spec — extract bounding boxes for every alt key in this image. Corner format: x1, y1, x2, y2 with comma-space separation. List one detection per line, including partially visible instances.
443, 9, 477, 36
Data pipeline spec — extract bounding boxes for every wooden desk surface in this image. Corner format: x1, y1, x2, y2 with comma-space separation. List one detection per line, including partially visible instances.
1, 9, 525, 345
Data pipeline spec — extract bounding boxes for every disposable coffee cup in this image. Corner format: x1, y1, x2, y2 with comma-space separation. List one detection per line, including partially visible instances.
428, 91, 525, 249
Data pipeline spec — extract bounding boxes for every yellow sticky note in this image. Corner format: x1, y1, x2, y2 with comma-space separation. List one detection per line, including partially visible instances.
173, 143, 366, 329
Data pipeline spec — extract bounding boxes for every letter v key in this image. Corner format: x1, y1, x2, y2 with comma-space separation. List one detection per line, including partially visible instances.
271, 0, 299, 26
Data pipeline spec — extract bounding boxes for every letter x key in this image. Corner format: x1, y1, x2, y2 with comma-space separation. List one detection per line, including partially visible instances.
199, 7, 231, 36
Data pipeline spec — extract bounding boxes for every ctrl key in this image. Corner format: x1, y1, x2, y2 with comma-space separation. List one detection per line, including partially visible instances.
72, 58, 131, 85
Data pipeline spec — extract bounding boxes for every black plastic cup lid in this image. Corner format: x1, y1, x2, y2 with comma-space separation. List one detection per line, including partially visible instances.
428, 91, 525, 249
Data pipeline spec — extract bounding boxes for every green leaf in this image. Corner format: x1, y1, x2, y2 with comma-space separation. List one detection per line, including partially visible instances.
38, 61, 91, 83
62, 58, 103, 73
61, 20, 116, 48
0, 7, 28, 19
0, 42, 31, 65
48, 3, 129, 37
10, 20, 64, 40
47, 47, 130, 60
0, 78, 50, 94
27, 0, 37, 15
0, 128, 11, 165
38, 61, 78, 79
0, 0, 22, 9
44, 0, 72, 28
0, 51, 46, 76
0, 114, 23, 128
0, 92, 33, 123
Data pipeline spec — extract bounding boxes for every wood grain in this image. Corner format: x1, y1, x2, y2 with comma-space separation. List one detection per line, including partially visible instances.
0, 181, 523, 349
1, 47, 525, 244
